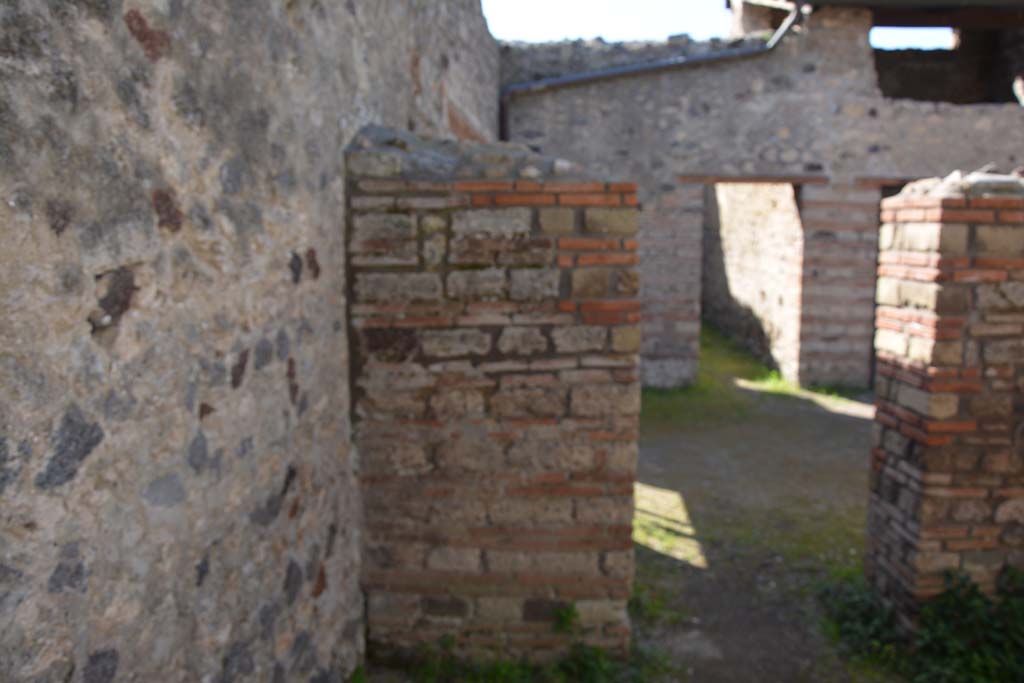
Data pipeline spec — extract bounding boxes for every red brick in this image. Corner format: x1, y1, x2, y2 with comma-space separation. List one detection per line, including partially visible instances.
494, 193, 556, 206
927, 381, 983, 394
899, 423, 953, 446
557, 300, 576, 313
559, 237, 619, 251
558, 193, 621, 207
622, 194, 639, 207
577, 253, 639, 267
471, 194, 493, 207
975, 257, 1024, 269
968, 196, 1024, 209
623, 239, 638, 251
543, 181, 605, 193
582, 311, 641, 325
922, 420, 977, 434
579, 300, 641, 313
927, 208, 996, 223
557, 254, 574, 268
454, 180, 514, 192
877, 411, 900, 429
952, 270, 1007, 283
515, 180, 542, 191
1000, 210, 1024, 223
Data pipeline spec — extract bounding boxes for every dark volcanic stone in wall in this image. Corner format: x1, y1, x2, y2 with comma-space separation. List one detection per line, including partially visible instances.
0, 0, 498, 680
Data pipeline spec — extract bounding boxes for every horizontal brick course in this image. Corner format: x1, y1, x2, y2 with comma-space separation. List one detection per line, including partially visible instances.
869, 180, 1024, 627
347, 137, 639, 659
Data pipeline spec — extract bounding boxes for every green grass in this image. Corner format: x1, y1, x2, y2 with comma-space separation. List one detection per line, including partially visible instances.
641, 326, 771, 429
642, 324, 863, 431
405, 638, 685, 683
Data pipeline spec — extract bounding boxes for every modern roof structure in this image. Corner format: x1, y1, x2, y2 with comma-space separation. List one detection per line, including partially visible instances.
732, 0, 1024, 26
739, 0, 1024, 7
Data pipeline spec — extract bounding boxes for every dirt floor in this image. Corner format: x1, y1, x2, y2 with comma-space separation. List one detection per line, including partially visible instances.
368, 329, 895, 681
634, 330, 890, 682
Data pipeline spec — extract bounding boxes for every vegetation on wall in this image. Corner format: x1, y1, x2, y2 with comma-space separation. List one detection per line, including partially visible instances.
820, 568, 1024, 683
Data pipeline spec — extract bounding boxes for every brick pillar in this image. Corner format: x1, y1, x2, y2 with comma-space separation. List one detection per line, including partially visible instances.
345, 127, 638, 660
867, 175, 1024, 623
639, 182, 702, 388
798, 182, 882, 388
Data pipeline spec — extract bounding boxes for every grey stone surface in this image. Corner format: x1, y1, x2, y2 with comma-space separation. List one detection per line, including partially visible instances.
504, 6, 1024, 388
0, 1, 497, 680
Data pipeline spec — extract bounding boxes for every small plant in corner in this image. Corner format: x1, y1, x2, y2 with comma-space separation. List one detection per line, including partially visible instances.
553, 603, 581, 635
820, 567, 1024, 683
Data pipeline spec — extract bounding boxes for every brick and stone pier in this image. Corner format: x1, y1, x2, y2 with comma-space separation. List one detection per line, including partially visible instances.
345, 127, 640, 660
867, 172, 1024, 623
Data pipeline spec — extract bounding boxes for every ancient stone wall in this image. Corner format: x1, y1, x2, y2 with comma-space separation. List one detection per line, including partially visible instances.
0, 2, 496, 681
867, 173, 1024, 623
503, 7, 1024, 388
346, 128, 639, 660
703, 183, 804, 378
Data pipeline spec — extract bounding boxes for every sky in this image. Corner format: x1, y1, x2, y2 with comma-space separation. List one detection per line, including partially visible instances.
480, 0, 955, 49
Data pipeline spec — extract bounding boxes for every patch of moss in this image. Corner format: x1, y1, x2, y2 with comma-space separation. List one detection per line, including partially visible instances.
642, 324, 868, 433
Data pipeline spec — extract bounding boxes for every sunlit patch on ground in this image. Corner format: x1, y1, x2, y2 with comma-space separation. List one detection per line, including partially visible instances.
633, 481, 709, 570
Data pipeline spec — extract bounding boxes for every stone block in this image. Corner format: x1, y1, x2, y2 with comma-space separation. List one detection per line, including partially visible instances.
575, 497, 634, 525
996, 498, 1024, 524
601, 551, 634, 580
570, 383, 640, 417
951, 500, 991, 523
497, 327, 549, 355
892, 222, 967, 254
430, 389, 486, 419
453, 209, 531, 238
355, 273, 443, 303
552, 326, 607, 353
896, 385, 958, 420
506, 441, 593, 471
421, 214, 447, 233
476, 597, 523, 621
490, 386, 567, 417
585, 209, 637, 235
423, 234, 447, 269
874, 328, 908, 357
353, 213, 415, 241
426, 547, 482, 572
976, 225, 1024, 255
487, 550, 596, 574
489, 498, 573, 524
876, 277, 901, 306
912, 551, 961, 574
611, 326, 641, 353
509, 269, 560, 301
539, 208, 575, 234
575, 599, 628, 626
572, 269, 611, 298
421, 330, 492, 358
447, 268, 507, 300
434, 438, 505, 475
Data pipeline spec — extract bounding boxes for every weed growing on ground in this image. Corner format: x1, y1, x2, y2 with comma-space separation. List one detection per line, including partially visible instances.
820, 568, 1024, 683
402, 601, 687, 683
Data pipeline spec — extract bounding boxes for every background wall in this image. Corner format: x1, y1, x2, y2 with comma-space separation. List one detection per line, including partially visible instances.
703, 183, 804, 379
0, 2, 496, 681
503, 7, 1024, 387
